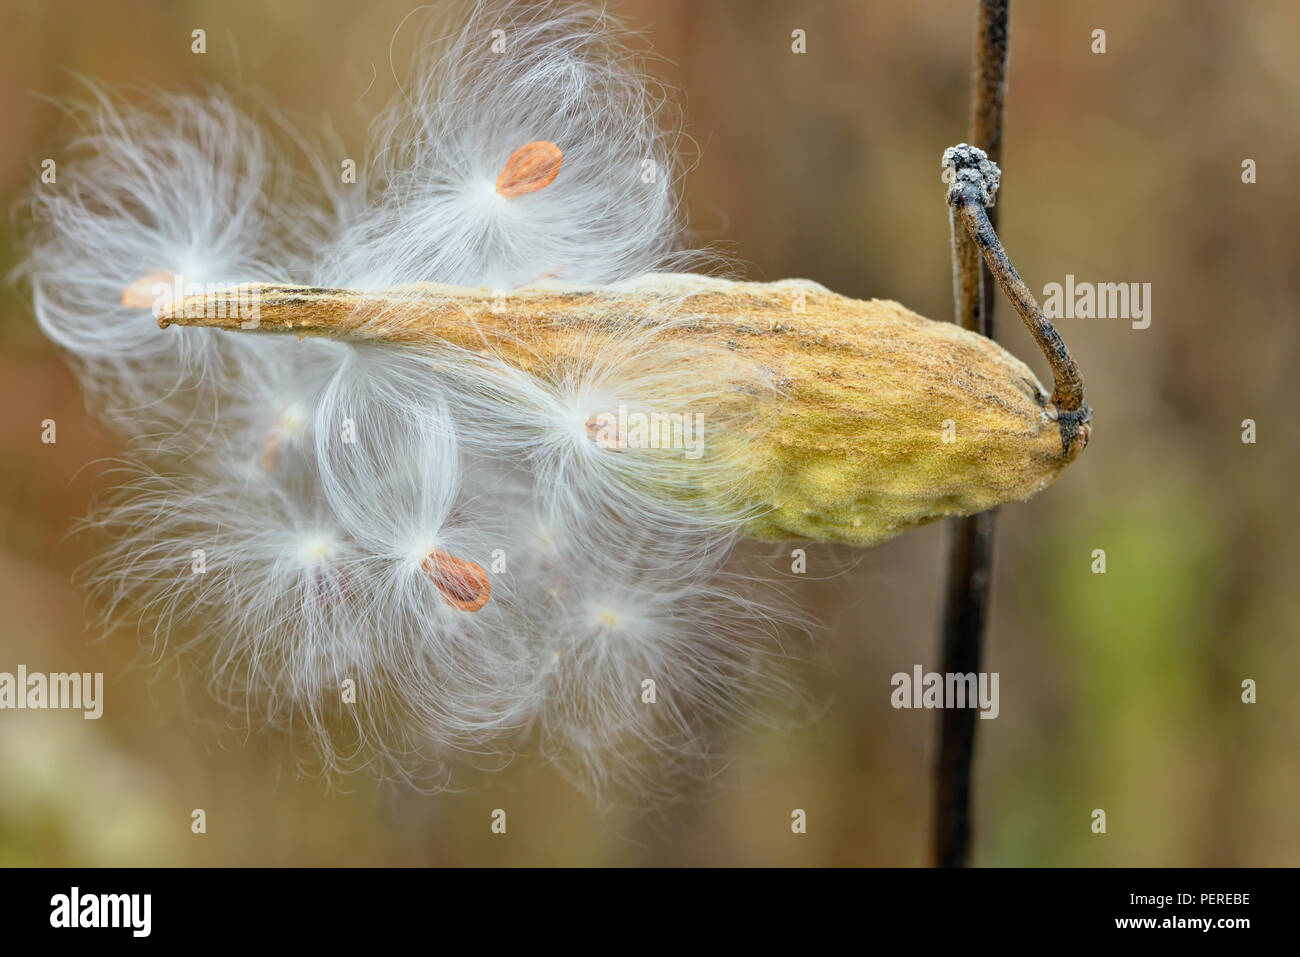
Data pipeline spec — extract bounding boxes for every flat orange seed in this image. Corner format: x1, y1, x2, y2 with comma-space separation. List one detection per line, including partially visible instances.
495, 140, 563, 198
121, 270, 176, 308
423, 549, 491, 612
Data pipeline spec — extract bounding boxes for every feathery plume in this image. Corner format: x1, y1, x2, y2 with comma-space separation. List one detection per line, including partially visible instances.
21, 1, 1083, 798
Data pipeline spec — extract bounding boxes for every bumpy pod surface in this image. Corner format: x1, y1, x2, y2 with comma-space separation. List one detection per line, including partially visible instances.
161, 273, 1081, 546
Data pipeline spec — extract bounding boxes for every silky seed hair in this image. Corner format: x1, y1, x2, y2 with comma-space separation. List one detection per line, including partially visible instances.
312, 1, 704, 291
23, 0, 812, 796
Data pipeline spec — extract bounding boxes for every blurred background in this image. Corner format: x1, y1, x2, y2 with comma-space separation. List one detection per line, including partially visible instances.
1, 0, 1297, 865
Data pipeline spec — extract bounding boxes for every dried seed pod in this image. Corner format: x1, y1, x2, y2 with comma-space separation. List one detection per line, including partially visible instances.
157, 274, 1086, 546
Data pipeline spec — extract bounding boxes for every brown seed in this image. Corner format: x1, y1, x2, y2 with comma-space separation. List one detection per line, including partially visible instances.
423, 549, 491, 612
261, 431, 281, 471
121, 270, 176, 308
584, 413, 626, 451
308, 563, 351, 607
495, 141, 563, 198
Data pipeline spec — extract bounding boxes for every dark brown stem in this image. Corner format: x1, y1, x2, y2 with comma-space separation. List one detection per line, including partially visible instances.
934, 508, 995, 867
945, 145, 1091, 454
932, 0, 1010, 871
970, 0, 1008, 337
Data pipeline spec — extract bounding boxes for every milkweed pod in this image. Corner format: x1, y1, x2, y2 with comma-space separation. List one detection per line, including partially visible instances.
154, 274, 1086, 547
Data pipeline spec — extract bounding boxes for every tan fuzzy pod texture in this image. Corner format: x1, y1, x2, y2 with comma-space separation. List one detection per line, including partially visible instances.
711, 286, 1072, 544
158, 275, 1080, 547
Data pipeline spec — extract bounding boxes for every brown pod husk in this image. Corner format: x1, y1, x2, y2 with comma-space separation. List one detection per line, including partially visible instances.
157, 274, 1084, 546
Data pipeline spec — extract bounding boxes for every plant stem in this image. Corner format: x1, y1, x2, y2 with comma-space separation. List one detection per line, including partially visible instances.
932, 0, 1010, 870
934, 508, 995, 867
948, 183, 1090, 452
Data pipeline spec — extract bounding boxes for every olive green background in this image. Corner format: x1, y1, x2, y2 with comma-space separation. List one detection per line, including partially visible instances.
1, 0, 1296, 865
